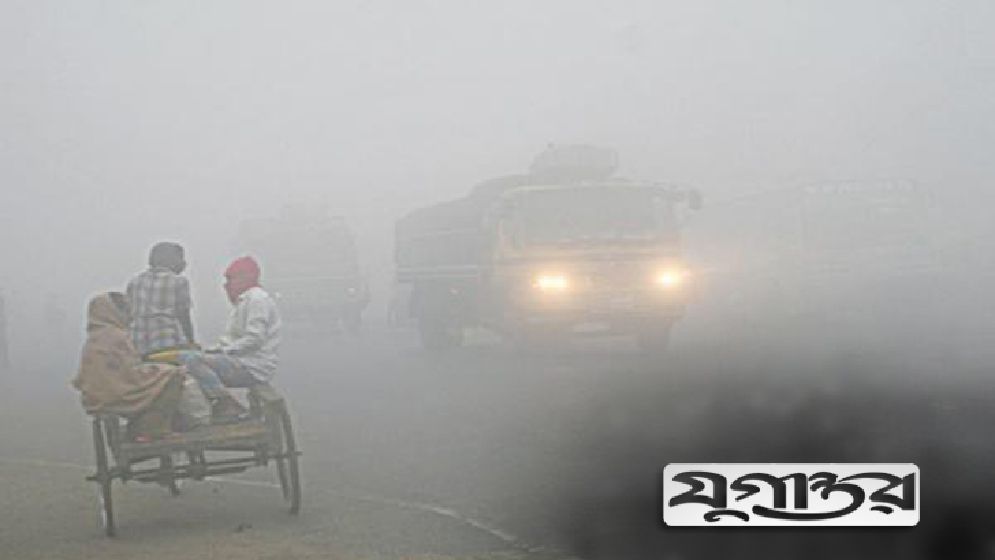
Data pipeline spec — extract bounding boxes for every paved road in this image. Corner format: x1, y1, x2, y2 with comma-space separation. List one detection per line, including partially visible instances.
2, 312, 994, 559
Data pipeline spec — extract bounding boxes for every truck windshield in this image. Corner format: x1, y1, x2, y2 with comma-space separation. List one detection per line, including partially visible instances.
512, 187, 677, 245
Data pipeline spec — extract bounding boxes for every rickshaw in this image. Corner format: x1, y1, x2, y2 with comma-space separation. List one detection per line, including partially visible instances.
86, 354, 301, 536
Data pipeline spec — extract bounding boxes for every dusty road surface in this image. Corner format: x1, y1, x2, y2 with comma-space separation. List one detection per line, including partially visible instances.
2, 307, 994, 559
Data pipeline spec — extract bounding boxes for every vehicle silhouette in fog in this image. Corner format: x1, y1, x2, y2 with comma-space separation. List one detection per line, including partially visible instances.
690, 179, 946, 354
395, 145, 701, 351
236, 206, 370, 334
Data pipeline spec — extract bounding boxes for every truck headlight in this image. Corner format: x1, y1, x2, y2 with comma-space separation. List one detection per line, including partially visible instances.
534, 274, 569, 292
655, 268, 687, 289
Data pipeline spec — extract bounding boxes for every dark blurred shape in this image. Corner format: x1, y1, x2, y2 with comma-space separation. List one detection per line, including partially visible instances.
148, 241, 186, 274
236, 206, 369, 334
547, 362, 995, 559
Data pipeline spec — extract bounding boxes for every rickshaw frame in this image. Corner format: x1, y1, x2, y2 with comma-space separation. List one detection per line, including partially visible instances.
86, 384, 301, 536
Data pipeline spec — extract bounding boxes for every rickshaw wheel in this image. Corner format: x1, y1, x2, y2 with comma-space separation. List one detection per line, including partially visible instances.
92, 418, 116, 537
97, 483, 114, 537
270, 414, 289, 500
267, 402, 301, 514
280, 405, 302, 514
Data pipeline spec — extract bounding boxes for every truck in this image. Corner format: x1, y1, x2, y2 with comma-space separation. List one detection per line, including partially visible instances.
236, 207, 370, 333
394, 145, 701, 350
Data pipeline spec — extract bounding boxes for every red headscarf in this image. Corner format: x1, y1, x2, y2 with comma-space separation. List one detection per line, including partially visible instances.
224, 256, 261, 304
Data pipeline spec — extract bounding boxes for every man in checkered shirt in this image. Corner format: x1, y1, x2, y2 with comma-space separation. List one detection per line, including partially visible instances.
126, 242, 196, 356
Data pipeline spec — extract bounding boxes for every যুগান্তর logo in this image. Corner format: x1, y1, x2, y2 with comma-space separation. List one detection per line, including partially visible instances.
662, 463, 919, 527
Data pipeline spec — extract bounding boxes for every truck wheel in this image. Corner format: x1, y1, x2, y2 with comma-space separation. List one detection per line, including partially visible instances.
419, 316, 463, 351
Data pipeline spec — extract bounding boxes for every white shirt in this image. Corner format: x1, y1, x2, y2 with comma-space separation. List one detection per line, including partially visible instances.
214, 286, 282, 382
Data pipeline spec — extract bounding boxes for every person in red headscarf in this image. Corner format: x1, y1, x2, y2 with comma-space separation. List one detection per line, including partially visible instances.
224, 256, 261, 304
180, 256, 282, 423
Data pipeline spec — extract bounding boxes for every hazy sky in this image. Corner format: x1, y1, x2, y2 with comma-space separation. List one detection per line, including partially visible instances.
2, 0, 993, 336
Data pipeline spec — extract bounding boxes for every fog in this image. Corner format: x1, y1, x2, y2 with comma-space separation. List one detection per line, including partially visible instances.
4, 0, 993, 336
2, 1, 994, 559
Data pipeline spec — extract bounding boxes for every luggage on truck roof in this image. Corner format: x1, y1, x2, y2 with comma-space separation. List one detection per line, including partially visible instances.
529, 144, 618, 183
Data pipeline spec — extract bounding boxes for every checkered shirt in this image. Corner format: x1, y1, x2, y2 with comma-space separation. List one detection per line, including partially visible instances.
126, 267, 192, 355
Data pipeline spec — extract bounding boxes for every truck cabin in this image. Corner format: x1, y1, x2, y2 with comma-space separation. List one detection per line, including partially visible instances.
492, 184, 687, 253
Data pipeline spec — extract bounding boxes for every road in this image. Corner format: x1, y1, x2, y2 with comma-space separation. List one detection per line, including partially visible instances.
2, 310, 994, 559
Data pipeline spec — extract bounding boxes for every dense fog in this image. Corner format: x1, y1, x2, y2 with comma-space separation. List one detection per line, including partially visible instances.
1, 2, 994, 559
4, 1, 993, 351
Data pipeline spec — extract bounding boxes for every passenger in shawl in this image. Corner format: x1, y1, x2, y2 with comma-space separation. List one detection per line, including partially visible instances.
72, 292, 183, 440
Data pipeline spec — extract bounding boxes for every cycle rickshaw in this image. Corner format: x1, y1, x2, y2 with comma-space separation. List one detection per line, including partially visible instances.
86, 381, 301, 536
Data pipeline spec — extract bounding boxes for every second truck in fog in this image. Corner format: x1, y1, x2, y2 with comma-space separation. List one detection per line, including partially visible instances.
395, 145, 700, 351
238, 208, 369, 333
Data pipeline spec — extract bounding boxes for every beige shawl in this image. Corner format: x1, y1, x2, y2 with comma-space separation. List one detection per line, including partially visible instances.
72, 293, 182, 415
